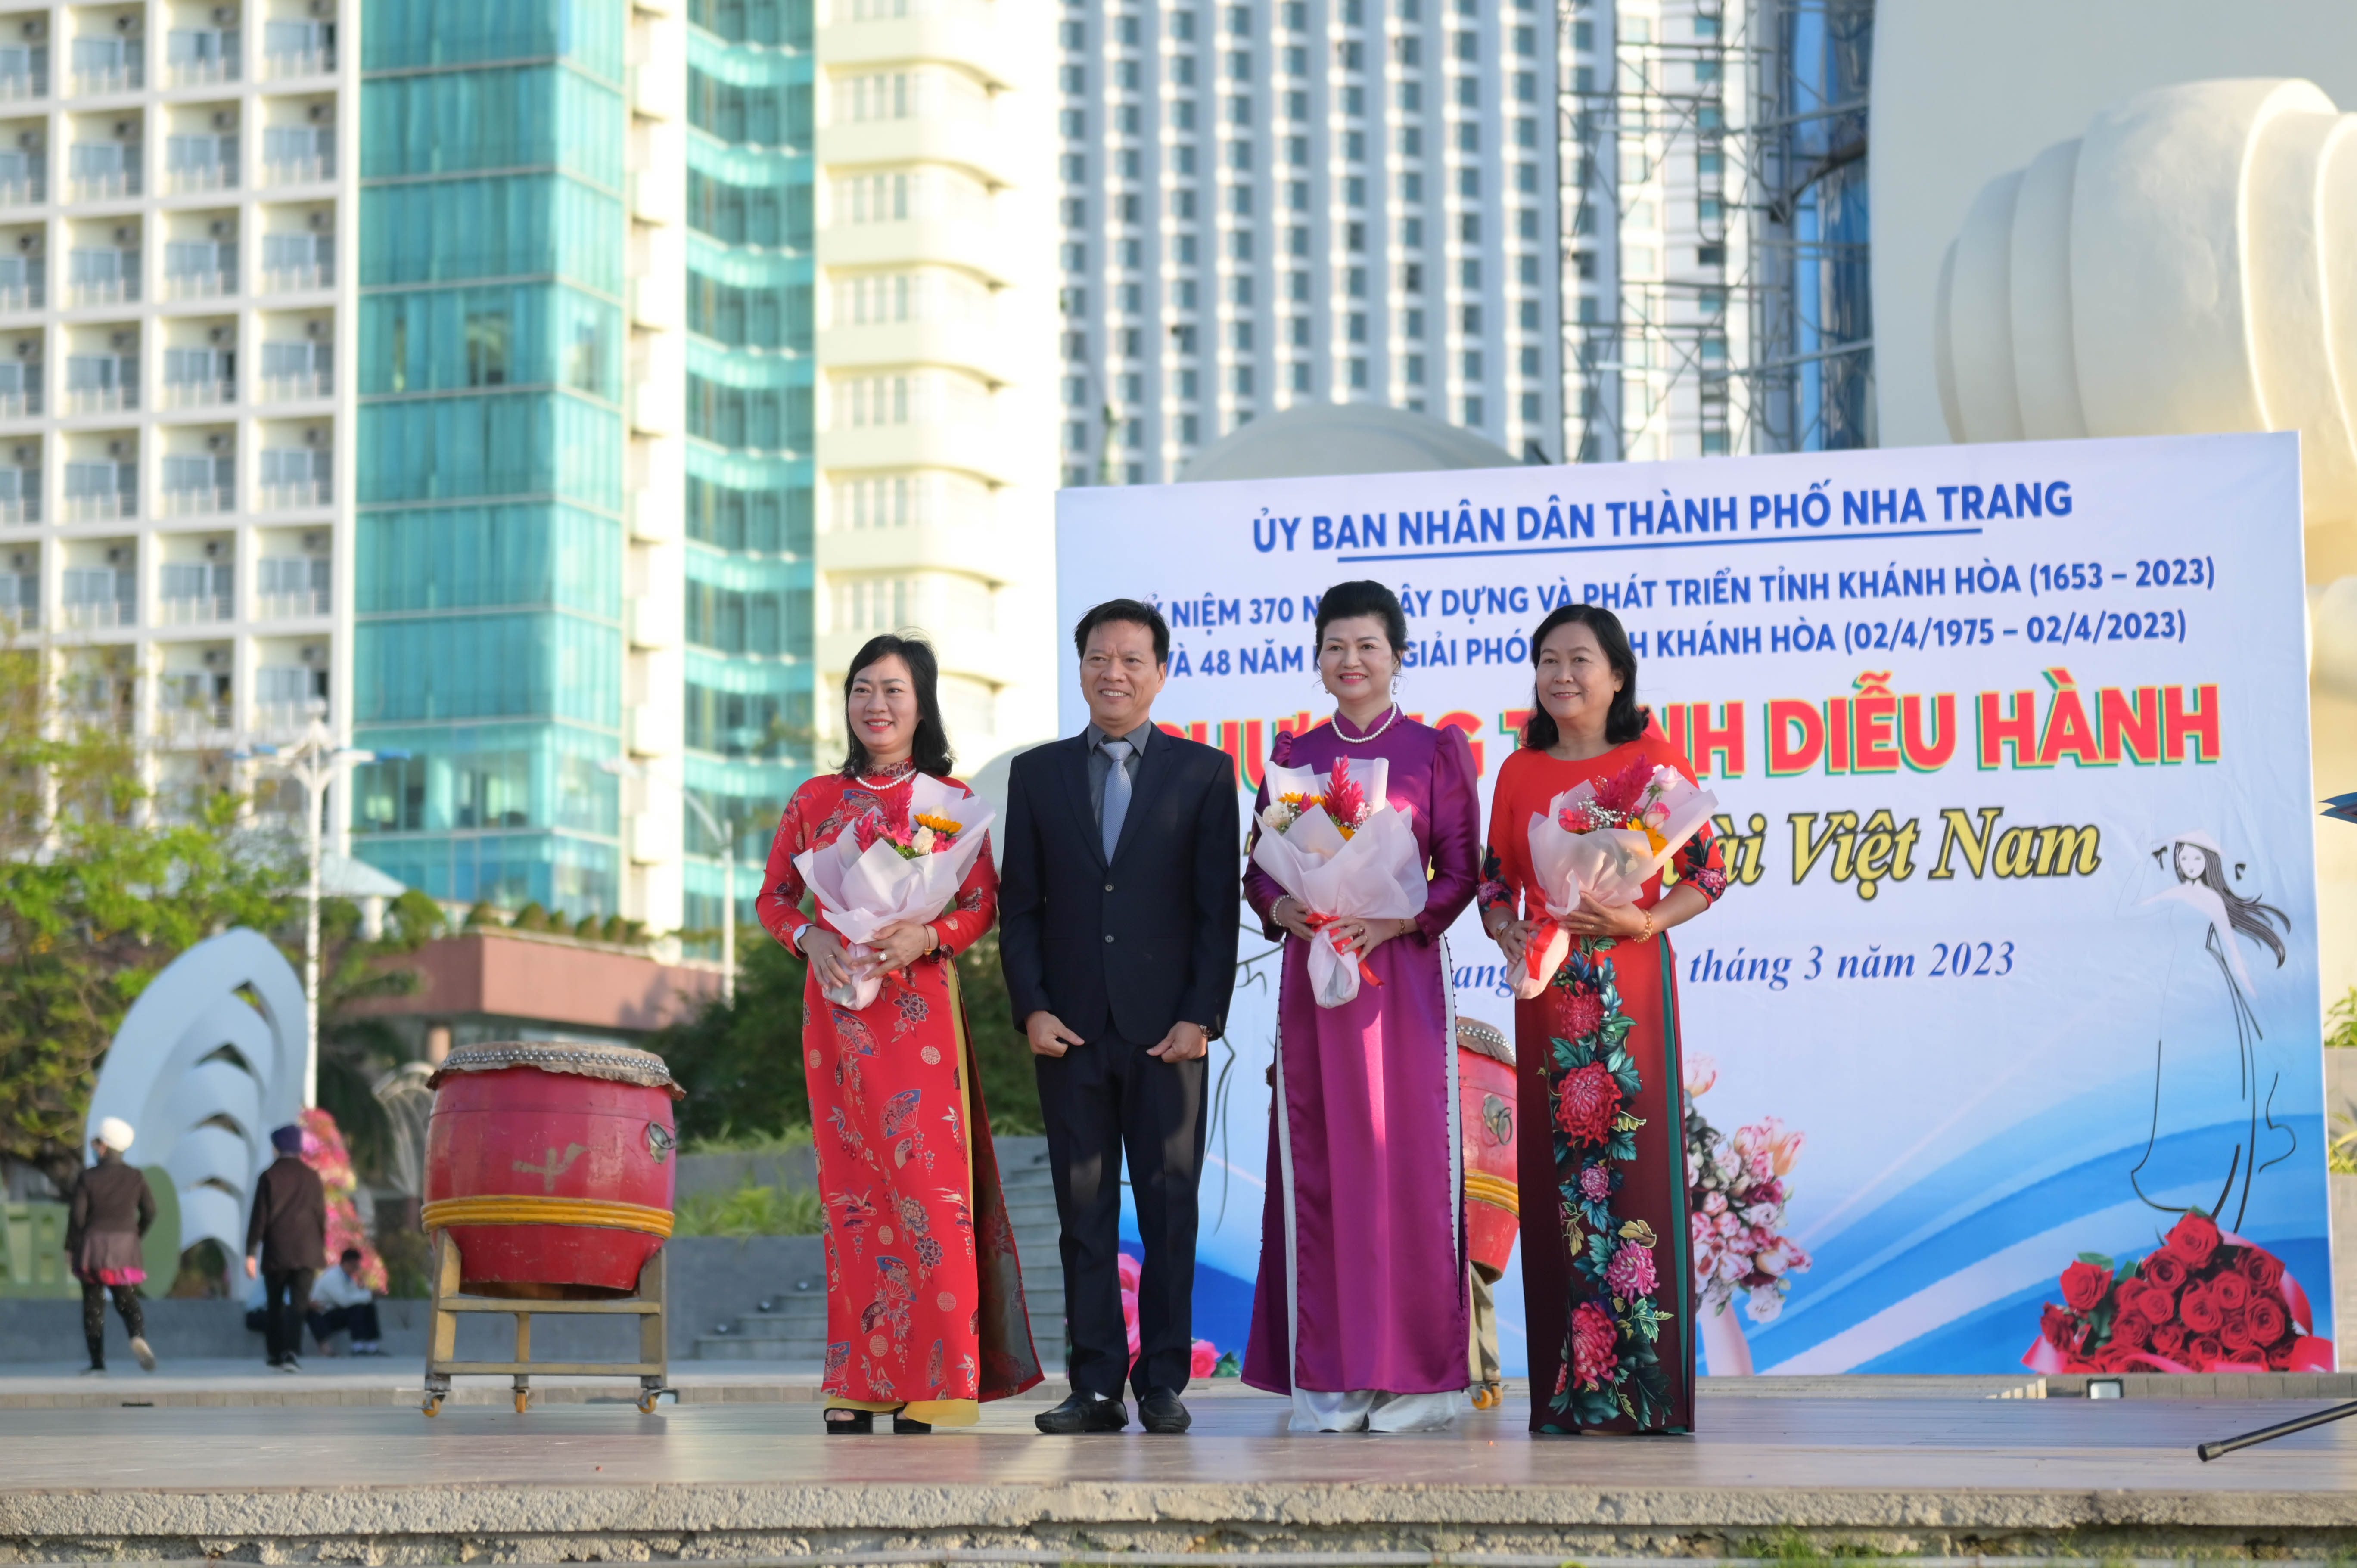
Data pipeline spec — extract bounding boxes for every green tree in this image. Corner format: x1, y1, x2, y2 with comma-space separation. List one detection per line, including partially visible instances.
0, 649, 294, 1195
649, 924, 1043, 1142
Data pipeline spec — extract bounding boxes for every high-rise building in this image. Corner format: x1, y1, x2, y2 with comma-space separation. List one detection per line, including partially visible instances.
0, 0, 350, 811
350, 0, 633, 916
1053, 0, 1561, 486
811, 0, 1058, 776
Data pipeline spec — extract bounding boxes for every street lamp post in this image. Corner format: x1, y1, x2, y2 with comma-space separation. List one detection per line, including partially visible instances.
600, 760, 736, 1007
240, 710, 401, 1107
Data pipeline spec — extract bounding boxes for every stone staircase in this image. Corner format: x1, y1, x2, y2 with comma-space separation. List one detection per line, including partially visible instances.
695, 1135, 1068, 1369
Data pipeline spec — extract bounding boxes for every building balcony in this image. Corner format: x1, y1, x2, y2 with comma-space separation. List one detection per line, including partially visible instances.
0, 495, 40, 525
817, 316, 1018, 387
262, 46, 333, 81
252, 699, 326, 738
817, 217, 1017, 286
263, 154, 333, 187
261, 261, 332, 293
155, 592, 233, 625
165, 162, 236, 194
818, 418, 1020, 486
162, 378, 235, 409
0, 281, 43, 310
259, 478, 330, 511
166, 56, 238, 88
259, 371, 330, 403
814, 116, 1017, 191
161, 483, 233, 515
163, 268, 233, 300
63, 491, 131, 521
61, 597, 135, 629
70, 65, 143, 96
68, 166, 141, 202
0, 176, 47, 208
819, 0, 1022, 94
0, 71, 47, 103
65, 384, 136, 414
159, 702, 234, 739
0, 388, 40, 418
0, 601, 36, 631
256, 587, 329, 620
68, 274, 137, 306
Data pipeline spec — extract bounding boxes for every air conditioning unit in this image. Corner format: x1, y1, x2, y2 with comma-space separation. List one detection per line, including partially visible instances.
306, 103, 326, 122
205, 432, 227, 451
112, 225, 132, 245
202, 649, 227, 668
106, 441, 126, 458
16, 132, 35, 150
111, 121, 133, 140
15, 236, 32, 253
212, 6, 235, 23
115, 15, 136, 34
19, 20, 41, 40
105, 546, 128, 565
306, 211, 329, 230
209, 220, 230, 237
13, 341, 29, 360
299, 643, 322, 665
208, 325, 227, 343
211, 110, 233, 130
11, 445, 30, 464
305, 319, 324, 338
9, 551, 29, 571
307, 0, 328, 14
202, 539, 223, 559
302, 427, 322, 447
300, 531, 322, 551
109, 331, 131, 349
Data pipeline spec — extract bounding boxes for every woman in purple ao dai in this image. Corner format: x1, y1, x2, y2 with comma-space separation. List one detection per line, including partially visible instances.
1241, 580, 1483, 1432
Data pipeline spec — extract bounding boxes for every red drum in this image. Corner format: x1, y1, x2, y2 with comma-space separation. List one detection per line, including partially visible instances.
422, 1041, 683, 1298
1457, 1016, 1519, 1276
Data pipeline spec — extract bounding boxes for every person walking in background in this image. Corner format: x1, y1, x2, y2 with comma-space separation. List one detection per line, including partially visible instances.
1480, 604, 1729, 1435
1241, 581, 1482, 1433
65, 1117, 156, 1376
308, 1248, 386, 1356
1000, 598, 1241, 1436
246, 1123, 326, 1373
756, 633, 1040, 1433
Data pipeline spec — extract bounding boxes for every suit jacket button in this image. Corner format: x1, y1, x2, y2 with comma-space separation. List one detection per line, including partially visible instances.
1104, 882, 1115, 892
1104, 933, 1115, 943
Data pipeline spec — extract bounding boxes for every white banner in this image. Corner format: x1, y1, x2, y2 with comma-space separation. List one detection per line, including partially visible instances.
1055, 431, 2331, 1376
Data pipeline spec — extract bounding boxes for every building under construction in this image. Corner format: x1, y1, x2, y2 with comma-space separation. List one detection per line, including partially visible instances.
1560, 0, 1872, 461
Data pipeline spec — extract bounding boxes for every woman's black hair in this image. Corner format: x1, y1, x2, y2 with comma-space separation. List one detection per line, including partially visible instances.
840, 633, 955, 779
1522, 603, 1646, 750
2173, 840, 2290, 968
1314, 579, 1409, 656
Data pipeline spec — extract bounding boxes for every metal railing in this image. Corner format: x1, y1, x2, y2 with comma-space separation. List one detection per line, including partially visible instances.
167, 56, 238, 87
156, 592, 233, 625
70, 64, 142, 94
65, 384, 136, 414
0, 388, 39, 418
263, 153, 331, 186
68, 164, 140, 200
67, 273, 137, 305
262, 47, 331, 79
0, 494, 39, 525
262, 262, 332, 292
259, 479, 330, 511
62, 491, 132, 522
161, 484, 233, 516
256, 589, 329, 621
0, 281, 42, 310
0, 71, 48, 102
61, 597, 134, 629
259, 371, 330, 402
163, 269, 233, 300
160, 703, 234, 739
166, 161, 236, 193
0, 176, 47, 207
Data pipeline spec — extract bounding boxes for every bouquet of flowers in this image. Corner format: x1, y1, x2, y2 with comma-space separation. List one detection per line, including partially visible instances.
300, 1108, 388, 1293
1515, 756, 1718, 998
791, 774, 995, 1010
2025, 1211, 2333, 1375
1681, 1057, 1810, 1325
1250, 755, 1428, 1007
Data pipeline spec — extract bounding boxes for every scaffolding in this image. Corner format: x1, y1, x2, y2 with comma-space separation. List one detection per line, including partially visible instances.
1557, 0, 1872, 462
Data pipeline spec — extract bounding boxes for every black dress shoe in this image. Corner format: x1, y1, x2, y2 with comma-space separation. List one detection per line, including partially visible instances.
892, 1413, 931, 1434
823, 1409, 874, 1434
1138, 1388, 1191, 1434
1034, 1391, 1127, 1434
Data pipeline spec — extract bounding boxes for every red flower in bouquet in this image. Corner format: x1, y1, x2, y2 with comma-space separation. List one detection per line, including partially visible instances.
2108, 1310, 2152, 1351
2140, 1251, 2186, 1292
1590, 756, 1657, 818
1570, 1300, 1618, 1391
2151, 1321, 2189, 1359
1559, 987, 1605, 1041
1322, 755, 1371, 836
2127, 1279, 2177, 1325
1555, 1062, 1623, 1146
2179, 1283, 2223, 1334
2239, 1246, 2286, 1294
2210, 1270, 2249, 1313
2059, 1261, 2111, 1313
2247, 1294, 2290, 1348
2040, 1303, 2086, 1357
2164, 1210, 2221, 1269
2220, 1311, 2256, 1355
2189, 1333, 2225, 1365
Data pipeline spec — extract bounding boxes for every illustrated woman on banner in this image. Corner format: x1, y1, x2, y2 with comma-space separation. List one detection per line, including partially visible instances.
2132, 831, 2294, 1233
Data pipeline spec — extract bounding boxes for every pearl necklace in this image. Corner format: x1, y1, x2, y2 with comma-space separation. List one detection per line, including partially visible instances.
1331, 702, 1400, 744
856, 759, 916, 789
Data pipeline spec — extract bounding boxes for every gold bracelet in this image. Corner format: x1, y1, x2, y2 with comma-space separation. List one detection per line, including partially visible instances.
1639, 910, 1655, 941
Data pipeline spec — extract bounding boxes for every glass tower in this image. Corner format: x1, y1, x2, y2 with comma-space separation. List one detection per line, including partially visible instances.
350, 0, 629, 918
680, 0, 816, 933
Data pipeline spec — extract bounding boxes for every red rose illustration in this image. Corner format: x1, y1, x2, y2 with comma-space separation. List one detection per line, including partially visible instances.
2140, 1252, 2186, 1292
2163, 1211, 2221, 1269
2040, 1303, 2085, 1354
2129, 1280, 2178, 1325
2189, 1333, 2225, 1366
2220, 1310, 2256, 1354
1554, 1062, 1623, 1147
2240, 1248, 2286, 1294
2151, 1321, 2189, 1359
2108, 1310, 2152, 1351
2059, 1261, 2112, 1313
2247, 1295, 2289, 1347
2210, 1271, 2250, 1313
1559, 988, 1606, 1040
2179, 1283, 2223, 1334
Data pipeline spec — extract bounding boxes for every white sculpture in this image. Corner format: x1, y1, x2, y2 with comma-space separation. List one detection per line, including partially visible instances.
83, 928, 308, 1264
1936, 77, 2357, 693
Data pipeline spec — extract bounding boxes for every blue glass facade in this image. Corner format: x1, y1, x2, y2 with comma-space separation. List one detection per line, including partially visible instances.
351, 0, 629, 917
681, 0, 816, 930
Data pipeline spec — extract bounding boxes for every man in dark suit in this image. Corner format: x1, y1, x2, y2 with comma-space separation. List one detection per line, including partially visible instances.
245, 1123, 327, 1373
1000, 598, 1239, 1434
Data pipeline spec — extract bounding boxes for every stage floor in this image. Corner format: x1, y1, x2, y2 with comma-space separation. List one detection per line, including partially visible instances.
6, 1389, 2357, 1560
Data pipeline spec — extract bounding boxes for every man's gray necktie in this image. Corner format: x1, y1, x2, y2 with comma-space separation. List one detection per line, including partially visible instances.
1100, 739, 1134, 862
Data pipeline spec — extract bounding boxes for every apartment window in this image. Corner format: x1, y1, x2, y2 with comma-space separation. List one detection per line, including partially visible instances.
1288, 317, 1309, 346
1346, 313, 1366, 343
1405, 308, 1424, 338
1405, 354, 1423, 385
1461, 350, 1482, 379
1520, 346, 1540, 376
1461, 395, 1483, 426
1348, 358, 1367, 388
1290, 361, 1310, 391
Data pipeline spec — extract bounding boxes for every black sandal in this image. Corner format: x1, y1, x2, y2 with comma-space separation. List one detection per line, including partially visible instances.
823, 1409, 874, 1434
892, 1412, 931, 1434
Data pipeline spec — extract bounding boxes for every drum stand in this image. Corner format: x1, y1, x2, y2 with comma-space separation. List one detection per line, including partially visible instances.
419, 1230, 673, 1416
2197, 1400, 2357, 1461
